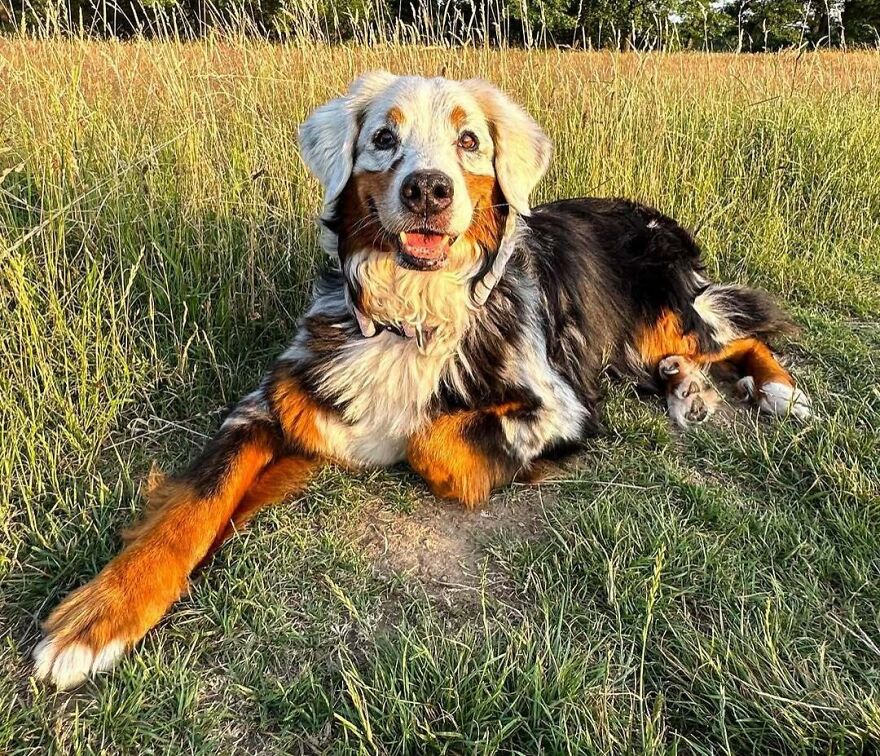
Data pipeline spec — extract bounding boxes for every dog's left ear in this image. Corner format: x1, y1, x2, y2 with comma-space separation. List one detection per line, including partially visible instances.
299, 70, 397, 203
465, 79, 552, 215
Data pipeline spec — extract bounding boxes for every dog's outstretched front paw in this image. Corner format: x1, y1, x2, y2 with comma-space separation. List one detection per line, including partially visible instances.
33, 574, 140, 689
33, 633, 127, 690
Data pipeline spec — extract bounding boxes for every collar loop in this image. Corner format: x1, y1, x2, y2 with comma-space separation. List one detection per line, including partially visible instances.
470, 212, 520, 306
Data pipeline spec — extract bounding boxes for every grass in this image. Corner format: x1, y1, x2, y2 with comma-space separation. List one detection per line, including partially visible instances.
1, 39, 879, 753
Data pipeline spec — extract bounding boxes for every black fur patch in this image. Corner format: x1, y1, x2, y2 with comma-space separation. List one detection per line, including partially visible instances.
460, 409, 519, 470
709, 285, 797, 342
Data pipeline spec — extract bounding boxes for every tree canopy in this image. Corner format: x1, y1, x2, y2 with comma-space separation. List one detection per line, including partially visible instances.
3, 0, 878, 48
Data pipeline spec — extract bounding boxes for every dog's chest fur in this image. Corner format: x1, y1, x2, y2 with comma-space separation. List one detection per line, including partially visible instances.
315, 330, 460, 466
279, 263, 590, 469
285, 266, 474, 466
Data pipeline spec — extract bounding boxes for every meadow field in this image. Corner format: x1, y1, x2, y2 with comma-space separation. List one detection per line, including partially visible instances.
1, 40, 879, 753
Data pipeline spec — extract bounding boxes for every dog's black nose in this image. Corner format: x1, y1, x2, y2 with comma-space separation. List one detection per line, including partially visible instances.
400, 171, 454, 215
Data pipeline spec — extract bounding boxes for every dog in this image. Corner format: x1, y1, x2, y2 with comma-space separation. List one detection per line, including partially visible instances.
33, 71, 811, 689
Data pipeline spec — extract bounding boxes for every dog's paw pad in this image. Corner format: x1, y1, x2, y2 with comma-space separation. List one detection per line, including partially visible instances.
659, 354, 702, 381
667, 382, 719, 429
684, 393, 709, 423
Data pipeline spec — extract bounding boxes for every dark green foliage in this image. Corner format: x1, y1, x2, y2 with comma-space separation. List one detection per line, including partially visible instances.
2, 0, 878, 48
843, 0, 880, 42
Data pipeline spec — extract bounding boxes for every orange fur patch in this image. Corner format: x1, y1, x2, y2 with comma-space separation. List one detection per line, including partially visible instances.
706, 338, 794, 387
267, 374, 326, 454
638, 312, 795, 390
387, 106, 405, 126
461, 172, 505, 255
336, 174, 397, 261
635, 309, 700, 368
408, 406, 520, 507
42, 439, 275, 656
450, 105, 468, 130
204, 455, 318, 561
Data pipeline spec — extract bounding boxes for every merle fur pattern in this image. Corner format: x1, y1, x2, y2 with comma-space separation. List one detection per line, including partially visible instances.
192, 197, 792, 483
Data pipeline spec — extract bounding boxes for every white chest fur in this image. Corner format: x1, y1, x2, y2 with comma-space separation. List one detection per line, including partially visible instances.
315, 328, 460, 465
286, 260, 475, 467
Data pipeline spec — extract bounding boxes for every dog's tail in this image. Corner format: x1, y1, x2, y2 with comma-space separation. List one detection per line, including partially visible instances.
692, 283, 798, 348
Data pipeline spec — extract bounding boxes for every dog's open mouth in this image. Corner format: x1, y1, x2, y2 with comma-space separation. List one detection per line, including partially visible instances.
397, 231, 453, 271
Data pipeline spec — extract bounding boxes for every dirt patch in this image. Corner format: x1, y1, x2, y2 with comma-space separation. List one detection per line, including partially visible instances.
354, 483, 552, 611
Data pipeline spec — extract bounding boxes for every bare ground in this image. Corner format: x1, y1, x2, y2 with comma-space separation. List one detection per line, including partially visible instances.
354, 483, 552, 610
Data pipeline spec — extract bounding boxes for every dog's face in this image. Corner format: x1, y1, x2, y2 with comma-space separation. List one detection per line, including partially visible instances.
299, 73, 552, 274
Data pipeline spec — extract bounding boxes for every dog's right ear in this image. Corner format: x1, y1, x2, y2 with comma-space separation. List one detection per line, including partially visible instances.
298, 70, 396, 204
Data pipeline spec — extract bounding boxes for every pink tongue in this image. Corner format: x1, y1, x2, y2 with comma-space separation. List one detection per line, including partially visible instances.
402, 233, 448, 259
405, 233, 444, 248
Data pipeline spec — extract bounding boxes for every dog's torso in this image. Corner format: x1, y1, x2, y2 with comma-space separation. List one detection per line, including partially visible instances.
258, 197, 710, 470
267, 272, 588, 468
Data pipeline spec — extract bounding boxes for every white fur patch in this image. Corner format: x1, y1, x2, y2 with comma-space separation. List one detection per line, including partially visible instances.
91, 639, 127, 673
33, 640, 93, 690
738, 376, 812, 420
34, 636, 127, 689
693, 286, 744, 345
32, 636, 57, 681
757, 381, 812, 420
314, 330, 450, 466
344, 250, 477, 339
666, 395, 690, 428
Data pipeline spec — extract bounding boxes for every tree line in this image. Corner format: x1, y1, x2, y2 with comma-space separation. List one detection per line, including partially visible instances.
2, 0, 879, 48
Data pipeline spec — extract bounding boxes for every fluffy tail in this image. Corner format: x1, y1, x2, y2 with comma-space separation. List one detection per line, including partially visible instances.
692, 284, 798, 348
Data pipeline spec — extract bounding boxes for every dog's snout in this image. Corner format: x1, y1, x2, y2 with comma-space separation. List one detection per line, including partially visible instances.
400, 171, 454, 215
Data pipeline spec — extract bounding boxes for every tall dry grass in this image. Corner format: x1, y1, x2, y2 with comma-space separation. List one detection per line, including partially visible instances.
2, 43, 877, 496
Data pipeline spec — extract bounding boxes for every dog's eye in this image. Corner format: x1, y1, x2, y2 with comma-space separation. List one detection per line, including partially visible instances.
372, 128, 398, 151
458, 131, 479, 152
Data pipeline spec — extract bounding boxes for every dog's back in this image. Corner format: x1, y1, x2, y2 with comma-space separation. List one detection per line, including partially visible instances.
523, 198, 796, 391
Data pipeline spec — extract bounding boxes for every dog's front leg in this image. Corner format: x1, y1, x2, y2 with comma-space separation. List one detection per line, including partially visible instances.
407, 405, 527, 508
34, 386, 322, 689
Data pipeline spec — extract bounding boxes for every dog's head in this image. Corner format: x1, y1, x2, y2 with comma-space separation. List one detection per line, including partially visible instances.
299, 73, 551, 276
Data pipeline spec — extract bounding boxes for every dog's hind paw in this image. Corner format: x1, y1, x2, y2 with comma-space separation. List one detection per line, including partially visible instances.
737, 376, 811, 420
660, 356, 719, 429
